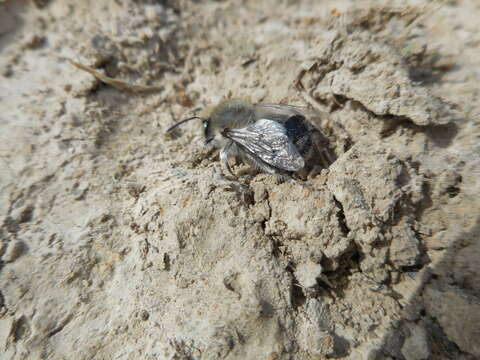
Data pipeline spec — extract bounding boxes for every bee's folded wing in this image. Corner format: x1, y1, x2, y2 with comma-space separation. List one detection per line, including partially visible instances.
226, 119, 305, 172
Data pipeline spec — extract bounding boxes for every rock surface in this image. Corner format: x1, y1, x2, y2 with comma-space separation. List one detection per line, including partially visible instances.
1, 1, 479, 359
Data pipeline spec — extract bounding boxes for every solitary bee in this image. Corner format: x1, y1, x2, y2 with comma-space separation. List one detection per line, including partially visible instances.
166, 99, 332, 179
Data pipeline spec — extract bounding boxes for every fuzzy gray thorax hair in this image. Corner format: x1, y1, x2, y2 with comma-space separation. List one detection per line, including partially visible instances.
209, 100, 256, 131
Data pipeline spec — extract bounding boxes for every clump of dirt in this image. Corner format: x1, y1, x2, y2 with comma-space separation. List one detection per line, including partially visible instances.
1, 1, 479, 359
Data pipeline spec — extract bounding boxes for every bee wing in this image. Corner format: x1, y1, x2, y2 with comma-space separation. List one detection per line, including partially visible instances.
254, 103, 326, 125
254, 103, 307, 117
254, 104, 305, 123
226, 119, 305, 172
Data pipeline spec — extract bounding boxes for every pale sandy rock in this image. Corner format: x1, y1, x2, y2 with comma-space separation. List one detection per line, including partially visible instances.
327, 144, 425, 280
0, 316, 14, 350
0, 1, 479, 359
299, 31, 458, 126
297, 299, 336, 357
389, 222, 421, 268
424, 284, 480, 357
2, 240, 26, 263
294, 262, 323, 289
401, 323, 430, 360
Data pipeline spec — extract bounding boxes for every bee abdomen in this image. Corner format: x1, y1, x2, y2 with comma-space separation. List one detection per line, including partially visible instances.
284, 115, 334, 170
283, 115, 314, 158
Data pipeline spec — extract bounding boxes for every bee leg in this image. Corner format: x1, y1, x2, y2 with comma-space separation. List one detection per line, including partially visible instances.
276, 174, 295, 184
220, 143, 237, 179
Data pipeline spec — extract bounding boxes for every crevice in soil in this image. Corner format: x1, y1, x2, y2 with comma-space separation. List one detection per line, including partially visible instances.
333, 195, 350, 236
286, 263, 307, 311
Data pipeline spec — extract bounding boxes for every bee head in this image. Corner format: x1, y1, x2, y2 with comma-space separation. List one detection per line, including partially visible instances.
166, 99, 254, 145
205, 100, 255, 142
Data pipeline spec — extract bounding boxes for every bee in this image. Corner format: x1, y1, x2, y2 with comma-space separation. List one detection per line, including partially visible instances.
166, 99, 332, 179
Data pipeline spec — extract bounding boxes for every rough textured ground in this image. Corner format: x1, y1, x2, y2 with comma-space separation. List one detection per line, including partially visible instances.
1, 0, 479, 359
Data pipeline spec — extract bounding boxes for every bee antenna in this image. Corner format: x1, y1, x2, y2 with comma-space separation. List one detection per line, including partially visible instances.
166, 116, 205, 132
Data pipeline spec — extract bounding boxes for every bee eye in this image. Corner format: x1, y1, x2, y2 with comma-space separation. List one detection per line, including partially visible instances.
203, 119, 211, 141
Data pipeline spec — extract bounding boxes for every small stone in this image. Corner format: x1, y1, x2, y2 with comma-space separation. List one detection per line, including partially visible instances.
433, 170, 462, 198
401, 323, 430, 360
32, 0, 51, 9
145, 5, 163, 22
2, 67, 13, 78
253, 184, 268, 202
390, 224, 421, 268
138, 28, 154, 41
22, 34, 46, 50
300, 328, 335, 357
140, 310, 149, 321
266, 352, 279, 360
295, 262, 323, 288
3, 240, 25, 263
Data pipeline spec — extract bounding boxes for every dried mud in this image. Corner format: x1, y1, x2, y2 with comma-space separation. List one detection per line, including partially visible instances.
1, 1, 479, 359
